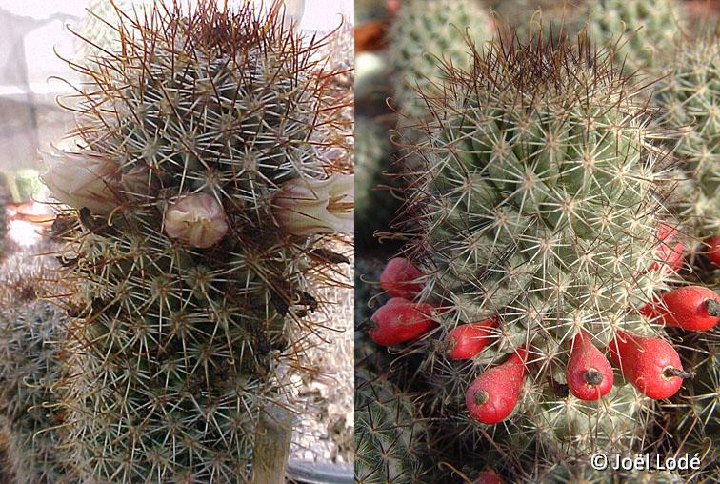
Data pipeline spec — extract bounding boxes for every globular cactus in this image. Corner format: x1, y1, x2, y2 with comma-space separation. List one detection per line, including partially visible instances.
654, 39, 720, 239
0, 252, 77, 483
382, 34, 686, 466
0, 301, 71, 483
492, 0, 586, 44
355, 117, 398, 247
388, 0, 494, 119
587, 0, 683, 74
354, 368, 431, 483
42, 1, 352, 482
659, 330, 720, 480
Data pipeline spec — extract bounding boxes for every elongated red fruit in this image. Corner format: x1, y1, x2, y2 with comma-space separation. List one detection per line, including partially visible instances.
379, 257, 424, 298
705, 235, 720, 268
566, 331, 613, 401
446, 318, 498, 360
368, 297, 436, 346
608, 332, 690, 400
640, 286, 720, 332
648, 222, 684, 272
466, 348, 527, 424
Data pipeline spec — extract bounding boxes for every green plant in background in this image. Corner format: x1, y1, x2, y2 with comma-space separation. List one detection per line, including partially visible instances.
376, 32, 688, 473
587, 0, 683, 74
0, 253, 76, 483
388, 0, 494, 120
354, 368, 431, 483
491, 0, 586, 43
654, 38, 720, 239
651, 36, 720, 481
41, 1, 351, 481
354, 117, 399, 248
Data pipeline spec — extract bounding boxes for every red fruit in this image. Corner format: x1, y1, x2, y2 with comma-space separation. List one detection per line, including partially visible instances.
368, 297, 436, 346
640, 286, 720, 332
473, 471, 504, 484
446, 318, 498, 360
657, 222, 677, 242
465, 348, 527, 424
649, 242, 685, 272
705, 235, 720, 268
566, 331, 613, 401
649, 222, 684, 272
608, 331, 690, 400
380, 257, 424, 298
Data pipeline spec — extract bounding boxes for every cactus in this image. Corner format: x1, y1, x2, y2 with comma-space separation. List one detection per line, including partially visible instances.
382, 33, 684, 470
492, 0, 586, 43
354, 368, 431, 483
654, 39, 720, 239
587, 0, 683, 74
0, 251, 77, 483
658, 330, 720, 480
388, 0, 493, 119
42, 1, 351, 481
355, 117, 398, 247
0, 301, 71, 483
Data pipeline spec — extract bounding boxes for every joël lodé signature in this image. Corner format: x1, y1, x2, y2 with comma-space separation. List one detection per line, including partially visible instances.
590, 453, 702, 472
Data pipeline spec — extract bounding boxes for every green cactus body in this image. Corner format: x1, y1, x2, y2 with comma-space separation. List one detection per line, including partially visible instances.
0, 252, 77, 483
354, 368, 430, 483
493, 0, 586, 43
587, 0, 683, 74
662, 332, 720, 479
355, 117, 398, 246
0, 301, 71, 483
395, 35, 678, 460
46, 2, 351, 482
655, 39, 720, 238
388, 0, 493, 119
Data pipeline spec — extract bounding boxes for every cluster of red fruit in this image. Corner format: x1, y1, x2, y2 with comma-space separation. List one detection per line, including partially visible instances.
367, 236, 720, 425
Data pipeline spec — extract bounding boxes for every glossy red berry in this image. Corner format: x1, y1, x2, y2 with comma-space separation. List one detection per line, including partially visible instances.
640, 286, 720, 332
446, 318, 498, 360
566, 331, 613, 401
705, 235, 720, 268
368, 297, 436, 346
466, 348, 527, 424
608, 331, 690, 400
379, 257, 424, 299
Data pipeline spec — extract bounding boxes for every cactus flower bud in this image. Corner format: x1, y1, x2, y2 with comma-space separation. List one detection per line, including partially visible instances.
273, 173, 353, 236
164, 192, 229, 248
40, 146, 121, 214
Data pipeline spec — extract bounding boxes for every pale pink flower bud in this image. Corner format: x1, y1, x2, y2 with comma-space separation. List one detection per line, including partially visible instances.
40, 146, 121, 214
273, 173, 353, 236
164, 193, 229, 248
